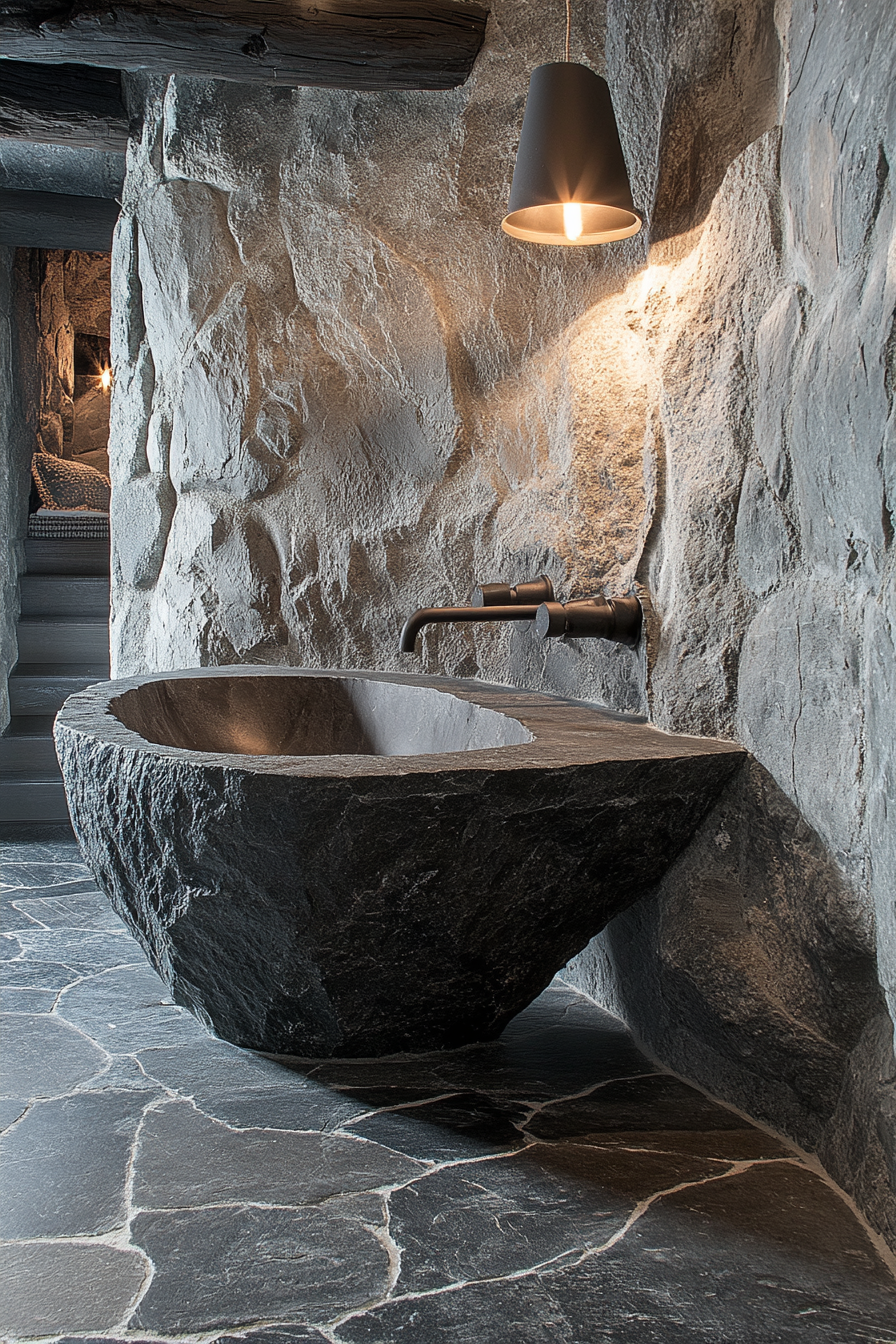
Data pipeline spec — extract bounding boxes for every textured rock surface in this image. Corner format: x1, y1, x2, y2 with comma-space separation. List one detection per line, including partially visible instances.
564, 758, 896, 1243
0, 246, 19, 732
3, 840, 896, 1342
109, 0, 896, 1239
0, 246, 30, 733
55, 667, 742, 1055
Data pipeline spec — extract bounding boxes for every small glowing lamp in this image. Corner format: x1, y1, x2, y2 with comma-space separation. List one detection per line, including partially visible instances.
502, 62, 642, 247
100, 367, 113, 392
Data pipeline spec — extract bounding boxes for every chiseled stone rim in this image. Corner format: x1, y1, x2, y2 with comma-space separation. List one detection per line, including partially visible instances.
54, 664, 744, 779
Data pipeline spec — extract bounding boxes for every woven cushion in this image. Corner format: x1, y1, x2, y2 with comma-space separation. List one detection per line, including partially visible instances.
32, 451, 111, 512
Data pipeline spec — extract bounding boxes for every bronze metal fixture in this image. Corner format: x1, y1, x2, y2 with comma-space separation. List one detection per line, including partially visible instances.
399, 576, 642, 654
400, 603, 541, 654
471, 575, 554, 606
400, 573, 554, 654
536, 595, 642, 645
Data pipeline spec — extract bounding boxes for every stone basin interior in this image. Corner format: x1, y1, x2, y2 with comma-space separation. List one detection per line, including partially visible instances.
108, 674, 534, 757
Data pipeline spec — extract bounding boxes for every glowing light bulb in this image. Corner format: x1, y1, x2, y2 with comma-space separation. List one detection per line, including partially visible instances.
562, 202, 583, 242
100, 367, 112, 392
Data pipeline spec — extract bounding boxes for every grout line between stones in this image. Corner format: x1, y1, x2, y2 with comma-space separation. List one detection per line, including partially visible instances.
563, 976, 896, 1282
323, 1154, 799, 1335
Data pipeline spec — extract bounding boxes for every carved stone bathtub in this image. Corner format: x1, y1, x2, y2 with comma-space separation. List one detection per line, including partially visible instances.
55, 667, 744, 1057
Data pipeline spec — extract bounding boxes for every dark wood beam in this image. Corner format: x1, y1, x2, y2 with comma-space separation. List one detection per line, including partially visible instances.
0, 188, 118, 249
0, 1, 489, 91
0, 60, 129, 150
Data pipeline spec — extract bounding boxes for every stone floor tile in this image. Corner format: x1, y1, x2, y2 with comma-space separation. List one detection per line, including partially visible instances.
217, 1328, 331, 1343
304, 988, 656, 1107
307, 1037, 650, 1110
0, 1098, 27, 1132
56, 963, 205, 1053
1, 883, 103, 935
572, 1126, 791, 1160
332, 1274, 584, 1343
538, 1163, 896, 1343
334, 1159, 896, 1343
1, 1012, 107, 1098
0, 1088, 154, 1238
0, 958, 84, 991
386, 1143, 727, 1296
0, 932, 21, 960
343, 1091, 529, 1162
6, 925, 141, 975
86, 1055, 169, 1093
54, 1339, 156, 1344
0, 840, 82, 865
11, 891, 120, 930
0, 899, 49, 932
133, 1100, 427, 1211
527, 1074, 755, 1140
0, 985, 58, 1013
0, 859, 95, 890
0, 1241, 147, 1337
190, 1081, 385, 1133
131, 1197, 390, 1334
136, 1037, 308, 1094
1, 842, 894, 1343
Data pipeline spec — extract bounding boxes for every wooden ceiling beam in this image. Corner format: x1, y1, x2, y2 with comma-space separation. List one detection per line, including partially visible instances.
0, 188, 119, 249
0, 1, 490, 91
0, 60, 129, 150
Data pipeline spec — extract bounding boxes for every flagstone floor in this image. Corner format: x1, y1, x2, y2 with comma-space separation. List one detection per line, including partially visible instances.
2, 838, 896, 1343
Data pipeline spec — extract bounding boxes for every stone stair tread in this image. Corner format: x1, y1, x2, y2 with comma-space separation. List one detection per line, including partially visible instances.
19, 575, 111, 617
2, 715, 57, 738
0, 778, 70, 822
24, 537, 109, 576
14, 618, 110, 665
0, 728, 60, 779
8, 666, 111, 716
17, 616, 110, 625
10, 662, 110, 678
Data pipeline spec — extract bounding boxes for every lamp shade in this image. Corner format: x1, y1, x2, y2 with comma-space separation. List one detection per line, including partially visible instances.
502, 62, 642, 246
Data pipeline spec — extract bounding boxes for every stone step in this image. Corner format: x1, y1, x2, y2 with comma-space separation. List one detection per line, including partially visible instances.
0, 778, 70, 823
19, 574, 110, 617
0, 717, 59, 778
8, 663, 110, 715
15, 618, 110, 663
24, 537, 109, 575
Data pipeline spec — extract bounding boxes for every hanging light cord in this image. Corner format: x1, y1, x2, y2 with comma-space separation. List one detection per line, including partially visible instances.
565, 0, 571, 61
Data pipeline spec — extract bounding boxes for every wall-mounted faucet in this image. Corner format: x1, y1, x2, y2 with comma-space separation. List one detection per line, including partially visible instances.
470, 576, 555, 607
398, 575, 553, 654
399, 577, 642, 654
536, 595, 642, 646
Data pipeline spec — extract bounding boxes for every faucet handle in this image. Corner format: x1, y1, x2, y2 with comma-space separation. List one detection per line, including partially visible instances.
471, 574, 555, 607
536, 595, 642, 646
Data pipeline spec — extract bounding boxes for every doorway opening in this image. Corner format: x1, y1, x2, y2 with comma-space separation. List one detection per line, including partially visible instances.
1, 247, 112, 832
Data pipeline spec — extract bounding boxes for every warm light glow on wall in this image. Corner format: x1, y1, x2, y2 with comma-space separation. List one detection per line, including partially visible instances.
100, 367, 113, 392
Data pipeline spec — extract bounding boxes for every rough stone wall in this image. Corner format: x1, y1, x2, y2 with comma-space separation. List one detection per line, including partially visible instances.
66, 251, 112, 341
0, 249, 40, 732
11, 249, 113, 465
28, 249, 75, 459
0, 246, 20, 732
110, 0, 895, 1243
562, 0, 896, 1247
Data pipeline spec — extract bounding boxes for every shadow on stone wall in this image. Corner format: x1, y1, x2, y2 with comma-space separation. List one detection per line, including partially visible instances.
608, 0, 781, 246
651, 0, 780, 241
564, 756, 896, 1246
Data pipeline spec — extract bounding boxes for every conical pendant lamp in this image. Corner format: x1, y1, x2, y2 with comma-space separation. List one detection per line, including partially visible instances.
502, 60, 642, 247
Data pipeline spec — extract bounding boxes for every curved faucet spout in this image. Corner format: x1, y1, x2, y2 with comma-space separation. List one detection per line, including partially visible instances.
400, 605, 540, 654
